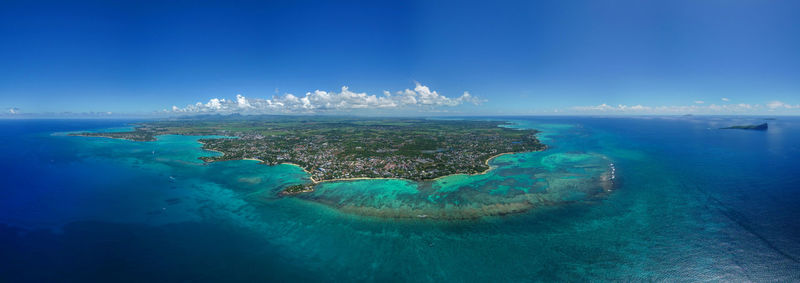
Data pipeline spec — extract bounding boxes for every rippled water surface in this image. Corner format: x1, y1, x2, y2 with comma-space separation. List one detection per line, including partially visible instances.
1, 117, 799, 281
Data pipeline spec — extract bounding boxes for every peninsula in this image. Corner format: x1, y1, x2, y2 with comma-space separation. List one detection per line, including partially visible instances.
721, 123, 768, 131
72, 116, 545, 191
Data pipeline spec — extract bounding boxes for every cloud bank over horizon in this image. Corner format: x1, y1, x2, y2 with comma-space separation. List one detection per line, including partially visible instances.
169, 83, 483, 114
5, 93, 800, 118
570, 100, 800, 114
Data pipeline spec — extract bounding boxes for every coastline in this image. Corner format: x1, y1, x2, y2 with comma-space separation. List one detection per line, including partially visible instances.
248, 160, 405, 184
233, 151, 535, 185
74, 131, 545, 189
67, 133, 147, 142
430, 151, 519, 181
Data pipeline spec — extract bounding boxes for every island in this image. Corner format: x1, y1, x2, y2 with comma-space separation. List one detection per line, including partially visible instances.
720, 123, 768, 131
71, 115, 546, 193
282, 184, 315, 195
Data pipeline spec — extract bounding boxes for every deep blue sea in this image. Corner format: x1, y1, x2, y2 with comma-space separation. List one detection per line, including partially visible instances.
1, 116, 799, 282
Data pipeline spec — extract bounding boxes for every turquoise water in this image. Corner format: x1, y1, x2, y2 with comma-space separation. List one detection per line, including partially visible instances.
1, 117, 799, 281
302, 122, 613, 219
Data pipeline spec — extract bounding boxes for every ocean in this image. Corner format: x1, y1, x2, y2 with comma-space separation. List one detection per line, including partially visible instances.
1, 116, 798, 282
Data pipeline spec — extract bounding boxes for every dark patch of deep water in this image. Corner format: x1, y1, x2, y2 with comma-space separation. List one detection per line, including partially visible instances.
1, 117, 799, 281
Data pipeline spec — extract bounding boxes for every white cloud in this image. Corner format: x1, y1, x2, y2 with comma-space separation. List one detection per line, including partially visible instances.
206, 98, 224, 110
569, 103, 771, 114
171, 83, 483, 114
8, 107, 19, 114
572, 104, 653, 112
721, 98, 730, 102
236, 94, 251, 109
766, 101, 798, 110
694, 101, 705, 104
571, 103, 615, 111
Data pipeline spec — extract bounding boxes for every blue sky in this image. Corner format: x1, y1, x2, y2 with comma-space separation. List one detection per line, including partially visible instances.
1, 0, 799, 116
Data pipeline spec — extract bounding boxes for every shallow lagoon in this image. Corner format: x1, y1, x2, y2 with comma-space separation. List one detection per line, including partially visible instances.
301, 120, 614, 219
1, 117, 799, 281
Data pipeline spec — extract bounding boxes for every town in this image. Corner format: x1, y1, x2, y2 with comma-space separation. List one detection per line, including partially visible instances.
73, 116, 546, 183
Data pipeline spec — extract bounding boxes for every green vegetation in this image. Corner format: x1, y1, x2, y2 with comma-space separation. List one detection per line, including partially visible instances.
71, 115, 546, 183
282, 184, 314, 195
